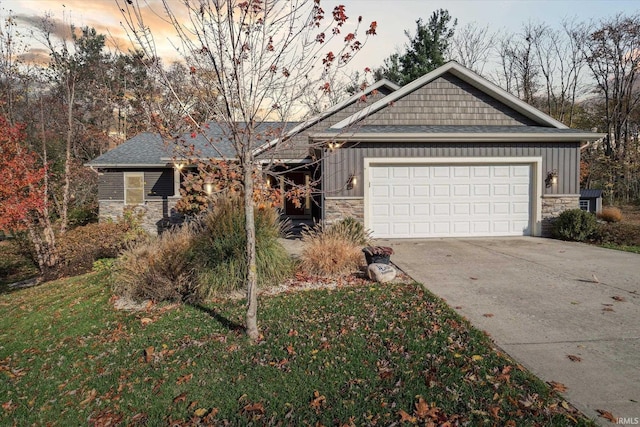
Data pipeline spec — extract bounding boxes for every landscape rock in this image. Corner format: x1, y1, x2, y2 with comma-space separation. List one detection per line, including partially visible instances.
367, 263, 397, 283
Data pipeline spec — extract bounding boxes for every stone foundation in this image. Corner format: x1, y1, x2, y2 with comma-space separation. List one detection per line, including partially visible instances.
541, 194, 580, 237
99, 198, 181, 235
324, 198, 364, 225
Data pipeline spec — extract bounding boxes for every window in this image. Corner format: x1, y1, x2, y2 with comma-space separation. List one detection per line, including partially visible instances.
579, 200, 589, 211
124, 172, 145, 205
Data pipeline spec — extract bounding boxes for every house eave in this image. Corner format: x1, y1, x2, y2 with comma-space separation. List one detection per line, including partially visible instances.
310, 132, 606, 143
86, 163, 170, 168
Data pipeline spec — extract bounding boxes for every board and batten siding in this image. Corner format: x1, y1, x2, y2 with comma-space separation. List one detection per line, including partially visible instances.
323, 142, 580, 198
363, 74, 537, 127
98, 168, 175, 202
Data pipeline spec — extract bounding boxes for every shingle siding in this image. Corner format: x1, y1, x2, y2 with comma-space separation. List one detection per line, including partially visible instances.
362, 73, 537, 126
258, 88, 394, 160
323, 142, 580, 198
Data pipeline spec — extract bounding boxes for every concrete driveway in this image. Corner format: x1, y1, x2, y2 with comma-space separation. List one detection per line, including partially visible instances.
382, 237, 640, 426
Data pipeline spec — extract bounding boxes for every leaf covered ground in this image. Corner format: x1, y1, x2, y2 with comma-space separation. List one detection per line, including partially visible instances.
0, 271, 593, 426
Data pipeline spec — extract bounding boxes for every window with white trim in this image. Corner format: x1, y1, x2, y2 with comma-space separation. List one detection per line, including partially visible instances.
579, 200, 589, 211
124, 172, 145, 205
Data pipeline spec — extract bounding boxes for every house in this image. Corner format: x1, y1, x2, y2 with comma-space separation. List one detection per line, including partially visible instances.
88, 61, 602, 237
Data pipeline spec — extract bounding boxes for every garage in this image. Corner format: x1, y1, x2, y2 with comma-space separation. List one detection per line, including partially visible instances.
367, 162, 533, 238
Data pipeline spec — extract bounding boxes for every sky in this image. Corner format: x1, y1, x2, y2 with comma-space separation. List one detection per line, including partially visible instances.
2, 0, 639, 74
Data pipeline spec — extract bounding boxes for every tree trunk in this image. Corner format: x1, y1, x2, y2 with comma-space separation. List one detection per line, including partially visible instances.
60, 77, 75, 234
243, 153, 259, 341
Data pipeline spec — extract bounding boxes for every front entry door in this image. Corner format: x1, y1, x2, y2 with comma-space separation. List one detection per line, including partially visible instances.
283, 172, 311, 218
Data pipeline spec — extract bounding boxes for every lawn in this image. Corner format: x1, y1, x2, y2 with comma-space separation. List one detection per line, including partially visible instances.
0, 270, 592, 426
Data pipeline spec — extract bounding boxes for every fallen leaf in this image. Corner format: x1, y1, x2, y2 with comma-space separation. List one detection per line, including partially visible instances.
173, 392, 187, 403
472, 355, 483, 361
140, 317, 153, 326
398, 409, 417, 423
310, 390, 326, 412
286, 345, 295, 355
602, 307, 615, 312
79, 388, 97, 406
483, 313, 494, 318
567, 354, 582, 362
596, 409, 617, 423
592, 273, 599, 283
176, 373, 193, 385
243, 402, 265, 414
470, 277, 478, 280
612, 296, 626, 302
194, 408, 208, 417
548, 381, 568, 392
144, 346, 154, 363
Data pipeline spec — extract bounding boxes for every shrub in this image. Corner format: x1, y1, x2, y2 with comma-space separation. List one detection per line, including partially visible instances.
325, 217, 372, 245
113, 224, 198, 303
300, 223, 364, 276
594, 222, 640, 247
190, 197, 294, 298
56, 221, 133, 277
551, 209, 598, 242
597, 206, 623, 223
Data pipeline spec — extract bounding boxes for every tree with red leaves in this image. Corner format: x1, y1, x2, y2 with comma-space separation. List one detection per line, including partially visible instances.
0, 115, 58, 273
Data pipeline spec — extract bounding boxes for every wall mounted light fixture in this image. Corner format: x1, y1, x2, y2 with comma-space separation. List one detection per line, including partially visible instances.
328, 141, 342, 150
347, 173, 357, 190
545, 170, 558, 187
204, 182, 214, 196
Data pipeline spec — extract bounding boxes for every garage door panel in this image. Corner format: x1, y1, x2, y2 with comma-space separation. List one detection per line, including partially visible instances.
453, 185, 470, 196
393, 185, 410, 197
369, 163, 532, 238
371, 185, 389, 197
393, 204, 410, 216
392, 167, 410, 178
413, 185, 429, 197
432, 185, 450, 197
432, 203, 450, 215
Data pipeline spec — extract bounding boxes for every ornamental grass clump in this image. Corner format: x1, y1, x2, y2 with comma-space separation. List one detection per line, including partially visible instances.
113, 223, 198, 303
300, 219, 366, 276
597, 206, 623, 223
190, 196, 294, 298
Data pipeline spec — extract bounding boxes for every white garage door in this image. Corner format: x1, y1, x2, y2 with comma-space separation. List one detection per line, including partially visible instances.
369, 164, 532, 238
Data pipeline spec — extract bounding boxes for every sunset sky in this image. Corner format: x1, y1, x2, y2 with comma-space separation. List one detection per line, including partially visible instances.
2, 0, 639, 74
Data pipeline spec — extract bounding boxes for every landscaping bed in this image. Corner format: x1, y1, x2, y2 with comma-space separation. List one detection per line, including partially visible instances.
0, 270, 591, 426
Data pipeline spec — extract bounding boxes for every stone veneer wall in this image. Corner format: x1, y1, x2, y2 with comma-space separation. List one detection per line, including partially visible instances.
98, 198, 180, 235
541, 194, 580, 237
324, 198, 364, 225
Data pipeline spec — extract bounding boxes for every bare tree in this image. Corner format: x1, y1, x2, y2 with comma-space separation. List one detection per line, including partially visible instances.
118, 0, 376, 340
494, 23, 541, 104
531, 21, 586, 126
449, 22, 495, 75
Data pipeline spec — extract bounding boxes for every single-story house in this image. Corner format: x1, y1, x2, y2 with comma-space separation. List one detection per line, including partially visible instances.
88, 61, 602, 237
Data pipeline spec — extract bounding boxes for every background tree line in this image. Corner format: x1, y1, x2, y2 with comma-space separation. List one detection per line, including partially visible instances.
2, 6, 640, 271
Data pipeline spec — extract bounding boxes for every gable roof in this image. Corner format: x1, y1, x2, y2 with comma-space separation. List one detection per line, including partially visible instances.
331, 61, 569, 130
251, 78, 399, 156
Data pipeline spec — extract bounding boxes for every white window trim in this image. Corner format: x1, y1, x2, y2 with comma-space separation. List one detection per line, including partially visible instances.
363, 156, 543, 237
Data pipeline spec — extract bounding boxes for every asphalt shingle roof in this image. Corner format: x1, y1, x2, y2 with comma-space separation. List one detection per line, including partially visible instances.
580, 189, 603, 198
88, 122, 299, 167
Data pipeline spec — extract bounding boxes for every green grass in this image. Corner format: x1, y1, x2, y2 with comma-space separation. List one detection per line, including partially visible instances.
0, 271, 592, 425
599, 242, 640, 254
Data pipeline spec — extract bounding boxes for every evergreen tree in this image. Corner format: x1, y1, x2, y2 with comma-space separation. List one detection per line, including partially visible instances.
375, 9, 457, 85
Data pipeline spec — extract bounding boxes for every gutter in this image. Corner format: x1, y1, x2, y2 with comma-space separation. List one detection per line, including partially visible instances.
310, 132, 606, 143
